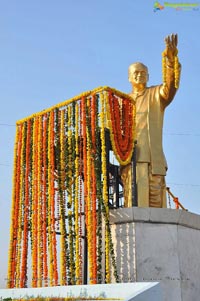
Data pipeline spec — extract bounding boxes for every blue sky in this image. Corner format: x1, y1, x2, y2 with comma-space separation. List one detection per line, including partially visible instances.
0, 0, 200, 288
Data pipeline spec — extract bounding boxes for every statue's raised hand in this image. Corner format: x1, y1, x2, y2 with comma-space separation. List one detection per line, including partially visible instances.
163, 34, 178, 61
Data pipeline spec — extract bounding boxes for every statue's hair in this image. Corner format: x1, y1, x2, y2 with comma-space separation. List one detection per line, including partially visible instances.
128, 62, 148, 78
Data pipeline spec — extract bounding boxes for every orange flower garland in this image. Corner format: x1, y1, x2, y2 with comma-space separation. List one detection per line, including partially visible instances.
42, 114, 49, 286
31, 117, 39, 287
37, 115, 43, 287
7, 125, 19, 288
10, 124, 23, 287
107, 90, 135, 165
15, 123, 25, 288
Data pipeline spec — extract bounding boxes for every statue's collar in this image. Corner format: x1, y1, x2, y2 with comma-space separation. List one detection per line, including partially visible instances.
130, 88, 147, 99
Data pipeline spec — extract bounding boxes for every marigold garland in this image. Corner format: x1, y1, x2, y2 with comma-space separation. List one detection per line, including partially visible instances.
10, 124, 23, 288
15, 123, 25, 288
106, 91, 135, 165
7, 124, 20, 288
78, 101, 83, 284
67, 105, 76, 285
42, 114, 49, 287
20, 120, 31, 288
75, 102, 80, 284
59, 109, 67, 286
100, 92, 110, 283
162, 50, 180, 89
32, 117, 39, 287
67, 105, 73, 209
47, 112, 54, 286
95, 95, 103, 284
174, 55, 180, 88
16, 87, 133, 125
37, 115, 43, 287
86, 97, 93, 284
91, 95, 97, 284
68, 209, 75, 285
7, 86, 137, 288
81, 97, 88, 229
50, 111, 58, 286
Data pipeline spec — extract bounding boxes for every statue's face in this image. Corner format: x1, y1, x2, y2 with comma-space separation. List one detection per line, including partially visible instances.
128, 64, 148, 85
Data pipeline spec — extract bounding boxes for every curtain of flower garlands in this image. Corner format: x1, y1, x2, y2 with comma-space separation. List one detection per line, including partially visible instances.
7, 86, 135, 288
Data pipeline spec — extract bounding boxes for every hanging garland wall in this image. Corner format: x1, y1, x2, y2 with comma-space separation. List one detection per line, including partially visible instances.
7, 86, 135, 289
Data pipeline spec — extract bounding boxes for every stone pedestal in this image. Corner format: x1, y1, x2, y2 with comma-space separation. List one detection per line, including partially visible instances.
110, 208, 200, 301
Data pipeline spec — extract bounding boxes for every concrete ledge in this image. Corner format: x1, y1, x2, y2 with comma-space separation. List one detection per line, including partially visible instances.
109, 208, 200, 230
0, 283, 163, 301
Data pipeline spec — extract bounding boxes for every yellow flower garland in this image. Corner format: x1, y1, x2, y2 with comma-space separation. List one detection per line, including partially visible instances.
85, 98, 93, 284
174, 55, 180, 88
37, 116, 43, 287
162, 55, 167, 86
68, 209, 74, 284
75, 102, 81, 284
67, 105, 75, 284
60, 109, 67, 286
162, 51, 180, 89
100, 92, 110, 283
47, 112, 54, 286
67, 105, 72, 209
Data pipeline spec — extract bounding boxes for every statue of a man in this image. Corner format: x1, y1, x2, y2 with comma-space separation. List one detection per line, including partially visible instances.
120, 34, 181, 208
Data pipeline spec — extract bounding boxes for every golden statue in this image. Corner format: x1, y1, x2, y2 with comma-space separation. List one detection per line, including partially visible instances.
120, 34, 181, 208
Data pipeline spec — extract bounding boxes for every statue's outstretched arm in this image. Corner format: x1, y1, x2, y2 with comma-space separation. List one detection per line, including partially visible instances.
160, 34, 181, 104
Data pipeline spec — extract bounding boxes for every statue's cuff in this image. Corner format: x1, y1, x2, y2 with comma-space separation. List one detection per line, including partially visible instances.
166, 64, 174, 69
166, 58, 174, 66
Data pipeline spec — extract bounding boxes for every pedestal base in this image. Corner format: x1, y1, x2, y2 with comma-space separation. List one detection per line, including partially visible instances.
110, 208, 200, 301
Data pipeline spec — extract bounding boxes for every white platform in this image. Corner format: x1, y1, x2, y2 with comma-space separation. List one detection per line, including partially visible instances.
0, 283, 163, 301
110, 208, 200, 301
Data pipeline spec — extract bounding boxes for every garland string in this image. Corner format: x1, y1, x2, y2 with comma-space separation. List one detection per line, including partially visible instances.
16, 123, 25, 288
20, 120, 31, 288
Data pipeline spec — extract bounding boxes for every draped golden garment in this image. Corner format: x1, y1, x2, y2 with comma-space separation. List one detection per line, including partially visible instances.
120, 82, 177, 208
120, 162, 167, 208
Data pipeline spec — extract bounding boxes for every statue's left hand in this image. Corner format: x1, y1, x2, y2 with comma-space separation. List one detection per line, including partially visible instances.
163, 34, 178, 61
